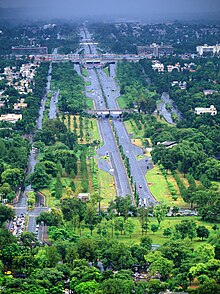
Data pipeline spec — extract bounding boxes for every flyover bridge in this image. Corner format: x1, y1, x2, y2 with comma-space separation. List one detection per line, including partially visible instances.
33, 53, 144, 64
86, 109, 133, 117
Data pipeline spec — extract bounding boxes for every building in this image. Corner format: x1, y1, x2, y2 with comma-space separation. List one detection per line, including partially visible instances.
152, 60, 164, 72
196, 44, 220, 56
137, 44, 173, 57
195, 105, 217, 116
203, 89, 218, 96
77, 193, 90, 202
12, 46, 48, 56
0, 113, 22, 123
14, 99, 27, 110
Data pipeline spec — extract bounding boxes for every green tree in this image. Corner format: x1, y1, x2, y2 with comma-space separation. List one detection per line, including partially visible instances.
174, 219, 197, 240
153, 204, 168, 227
84, 203, 100, 236
0, 205, 15, 226
145, 251, 174, 280
197, 226, 210, 241
124, 218, 135, 238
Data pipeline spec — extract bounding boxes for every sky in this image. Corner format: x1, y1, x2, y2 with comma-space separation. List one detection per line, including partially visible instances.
1, 0, 220, 20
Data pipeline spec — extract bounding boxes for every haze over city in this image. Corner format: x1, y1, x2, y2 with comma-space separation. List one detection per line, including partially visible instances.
1, 0, 220, 21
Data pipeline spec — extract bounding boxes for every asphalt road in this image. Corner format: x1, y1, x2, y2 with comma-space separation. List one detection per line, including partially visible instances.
13, 64, 52, 239
75, 63, 132, 198
79, 28, 156, 206
49, 90, 59, 119
159, 92, 182, 124
97, 65, 157, 206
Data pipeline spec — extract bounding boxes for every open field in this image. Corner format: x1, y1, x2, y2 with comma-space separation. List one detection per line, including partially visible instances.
98, 169, 117, 209
63, 115, 101, 144
69, 216, 218, 249
86, 97, 94, 109
146, 165, 189, 208
116, 96, 127, 109
103, 66, 110, 76
81, 68, 89, 77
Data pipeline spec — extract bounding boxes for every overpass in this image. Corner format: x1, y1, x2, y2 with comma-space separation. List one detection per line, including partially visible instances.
86, 109, 133, 117
33, 53, 144, 64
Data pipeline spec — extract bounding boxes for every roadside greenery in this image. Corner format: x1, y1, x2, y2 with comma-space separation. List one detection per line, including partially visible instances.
51, 62, 86, 114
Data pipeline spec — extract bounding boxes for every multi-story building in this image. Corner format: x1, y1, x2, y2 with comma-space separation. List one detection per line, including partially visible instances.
12, 46, 48, 56
196, 44, 220, 56
195, 105, 217, 115
137, 44, 173, 57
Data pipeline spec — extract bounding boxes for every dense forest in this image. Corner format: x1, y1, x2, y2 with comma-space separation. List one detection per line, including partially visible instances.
51, 62, 86, 114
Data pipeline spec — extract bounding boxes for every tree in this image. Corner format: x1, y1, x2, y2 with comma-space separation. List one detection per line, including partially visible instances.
124, 218, 135, 238
0, 205, 15, 226
163, 227, 172, 238
145, 251, 174, 280
160, 239, 192, 268
36, 209, 62, 227
101, 278, 134, 294
197, 226, 210, 241
114, 195, 132, 220
174, 219, 197, 240
84, 203, 100, 236
153, 204, 168, 227
61, 198, 86, 233
114, 216, 125, 235
28, 164, 50, 190
151, 224, 159, 234
140, 236, 152, 250
74, 281, 99, 294
194, 244, 215, 263
138, 207, 150, 235
1, 168, 22, 191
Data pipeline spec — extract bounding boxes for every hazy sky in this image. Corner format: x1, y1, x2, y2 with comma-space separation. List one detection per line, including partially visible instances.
1, 0, 220, 19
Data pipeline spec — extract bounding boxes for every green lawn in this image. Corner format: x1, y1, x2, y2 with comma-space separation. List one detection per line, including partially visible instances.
97, 169, 116, 209
103, 66, 110, 76
116, 96, 127, 108
146, 165, 188, 208
85, 81, 91, 86
124, 120, 145, 139
73, 215, 217, 249
82, 68, 89, 77
86, 97, 94, 109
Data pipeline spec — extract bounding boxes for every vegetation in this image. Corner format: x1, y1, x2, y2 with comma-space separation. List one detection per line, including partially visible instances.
51, 62, 86, 114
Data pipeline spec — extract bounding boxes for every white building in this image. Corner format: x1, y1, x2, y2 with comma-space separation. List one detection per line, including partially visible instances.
196, 44, 220, 56
0, 113, 22, 123
152, 61, 164, 72
195, 105, 217, 116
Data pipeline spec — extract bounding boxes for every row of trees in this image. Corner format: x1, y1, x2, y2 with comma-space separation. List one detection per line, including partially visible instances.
51, 62, 86, 114
116, 60, 158, 114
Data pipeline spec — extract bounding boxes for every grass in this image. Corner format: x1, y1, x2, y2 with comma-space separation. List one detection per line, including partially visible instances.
73, 215, 218, 249
97, 169, 116, 209
103, 66, 110, 77
86, 98, 94, 109
82, 68, 89, 77
146, 165, 188, 208
40, 188, 59, 208
63, 115, 101, 144
85, 81, 91, 86
124, 120, 145, 139
116, 96, 127, 109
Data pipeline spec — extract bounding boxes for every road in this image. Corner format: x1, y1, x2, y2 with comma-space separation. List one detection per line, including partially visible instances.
13, 63, 52, 240
49, 90, 59, 119
159, 92, 182, 124
96, 66, 156, 206
76, 63, 132, 197
79, 27, 156, 206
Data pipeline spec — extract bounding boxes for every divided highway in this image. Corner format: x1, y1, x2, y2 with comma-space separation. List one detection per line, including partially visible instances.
80, 27, 156, 206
